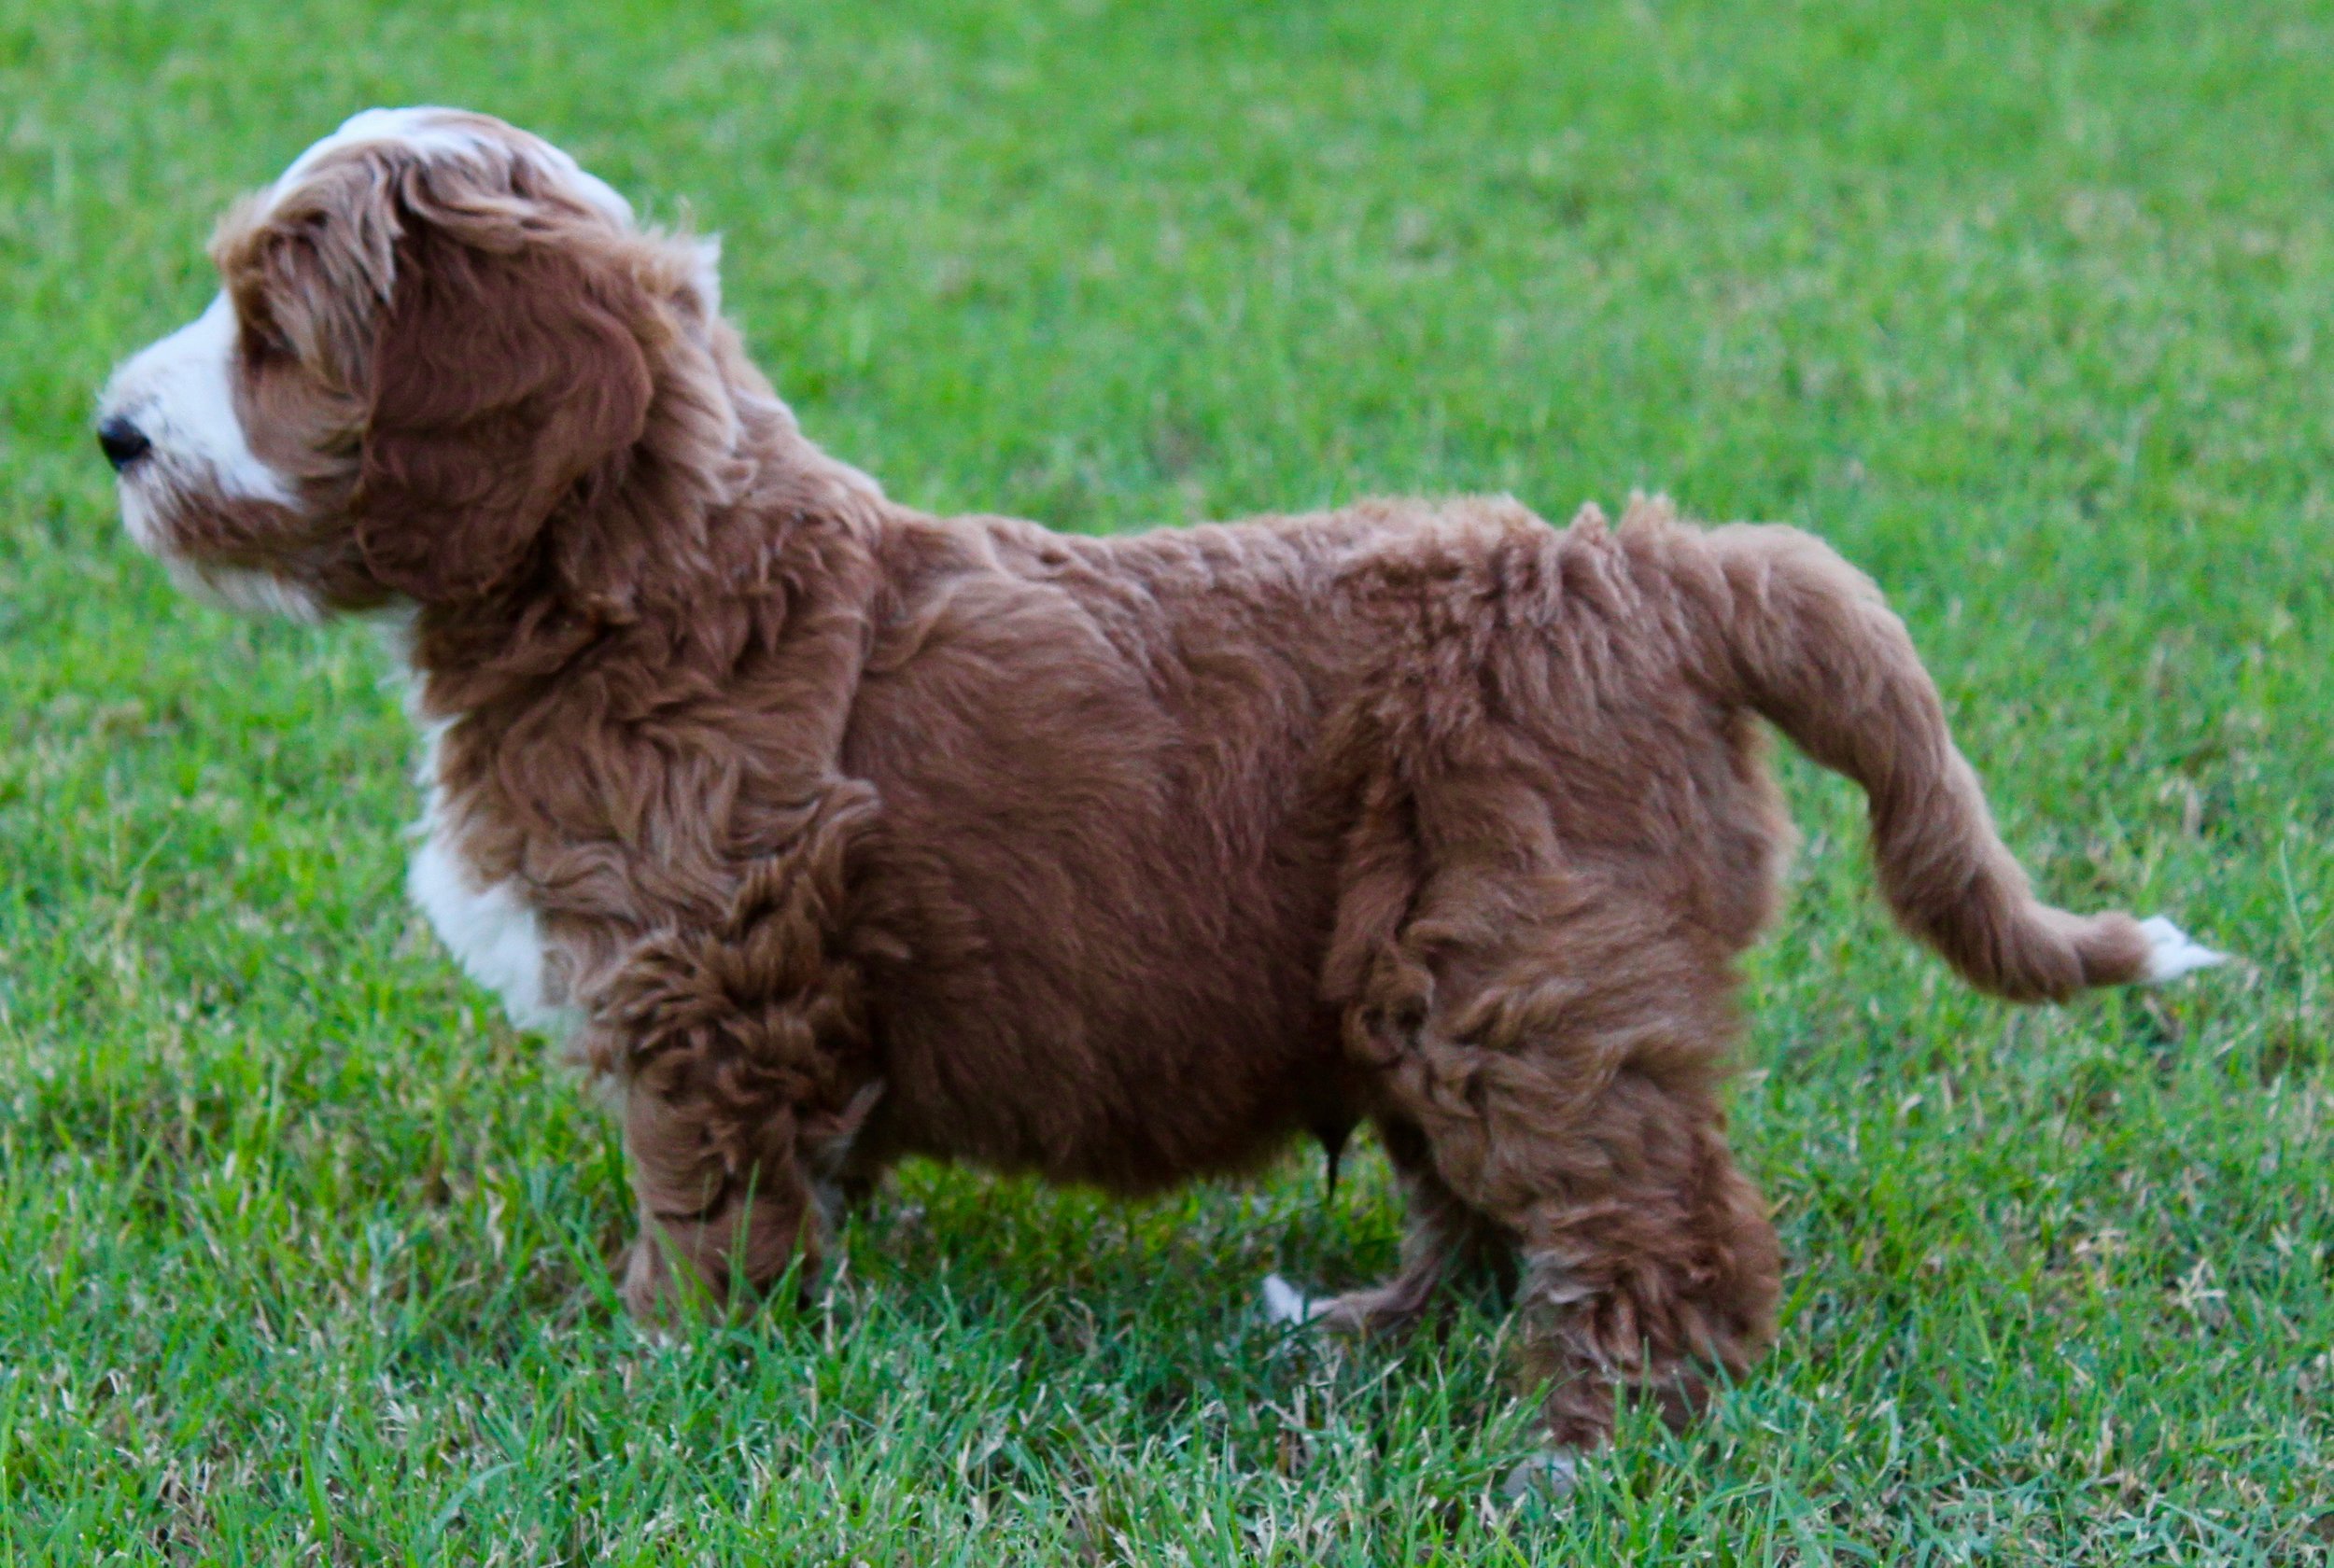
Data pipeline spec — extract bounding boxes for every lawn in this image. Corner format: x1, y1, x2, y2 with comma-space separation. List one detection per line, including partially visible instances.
3, 0, 2330, 1561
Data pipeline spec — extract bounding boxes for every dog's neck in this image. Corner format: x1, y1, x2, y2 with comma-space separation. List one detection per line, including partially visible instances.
387, 354, 903, 951
396, 342, 893, 726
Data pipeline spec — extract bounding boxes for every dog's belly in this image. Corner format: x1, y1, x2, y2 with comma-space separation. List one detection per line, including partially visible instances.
847, 816, 1353, 1189
865, 980, 1357, 1193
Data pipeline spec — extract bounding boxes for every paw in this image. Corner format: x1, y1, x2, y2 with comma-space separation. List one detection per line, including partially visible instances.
1260, 1272, 1333, 1327
618, 1233, 679, 1323
617, 1230, 724, 1324
2137, 916, 2227, 983
1499, 1449, 1581, 1504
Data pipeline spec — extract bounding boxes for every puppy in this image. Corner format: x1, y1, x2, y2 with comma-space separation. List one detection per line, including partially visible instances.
98, 108, 2220, 1456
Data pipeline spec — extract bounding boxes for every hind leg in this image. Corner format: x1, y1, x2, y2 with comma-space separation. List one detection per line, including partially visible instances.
1353, 905, 1782, 1450
1500, 1087, 1779, 1447
1293, 1119, 1515, 1337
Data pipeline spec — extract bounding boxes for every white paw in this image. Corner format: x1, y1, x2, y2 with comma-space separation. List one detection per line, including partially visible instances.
1260, 1272, 1331, 1327
1499, 1449, 1581, 1503
2137, 916, 2227, 983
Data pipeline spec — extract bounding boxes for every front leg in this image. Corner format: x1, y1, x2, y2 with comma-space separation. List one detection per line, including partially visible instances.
615, 1046, 817, 1318
587, 816, 888, 1321
618, 1064, 887, 1319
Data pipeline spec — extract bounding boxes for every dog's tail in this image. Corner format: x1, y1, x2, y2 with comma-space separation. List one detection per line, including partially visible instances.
1679, 515, 2219, 1002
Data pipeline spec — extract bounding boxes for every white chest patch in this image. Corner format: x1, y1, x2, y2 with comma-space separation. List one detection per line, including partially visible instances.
402, 707, 583, 1039
389, 625, 584, 1041
408, 818, 575, 1036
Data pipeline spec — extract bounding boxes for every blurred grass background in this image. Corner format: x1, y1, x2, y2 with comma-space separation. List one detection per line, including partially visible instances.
1, 0, 2328, 1560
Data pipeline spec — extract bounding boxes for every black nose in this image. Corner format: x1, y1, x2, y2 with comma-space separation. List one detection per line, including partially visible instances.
97, 413, 151, 472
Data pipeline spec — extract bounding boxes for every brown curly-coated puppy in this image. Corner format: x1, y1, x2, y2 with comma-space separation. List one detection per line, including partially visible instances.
97, 108, 2220, 1461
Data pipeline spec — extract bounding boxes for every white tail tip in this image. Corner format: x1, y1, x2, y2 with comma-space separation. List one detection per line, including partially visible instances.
2137, 916, 2227, 983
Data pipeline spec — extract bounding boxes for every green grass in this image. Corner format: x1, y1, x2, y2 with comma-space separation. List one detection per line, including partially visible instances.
3, 0, 2330, 1560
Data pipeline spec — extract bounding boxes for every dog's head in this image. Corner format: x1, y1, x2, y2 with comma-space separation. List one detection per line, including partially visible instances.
97, 107, 731, 618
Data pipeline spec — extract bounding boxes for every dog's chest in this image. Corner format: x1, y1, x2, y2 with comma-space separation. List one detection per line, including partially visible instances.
407, 736, 577, 1038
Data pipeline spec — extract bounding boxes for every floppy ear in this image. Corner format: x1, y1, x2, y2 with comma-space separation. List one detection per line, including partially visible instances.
354, 225, 653, 601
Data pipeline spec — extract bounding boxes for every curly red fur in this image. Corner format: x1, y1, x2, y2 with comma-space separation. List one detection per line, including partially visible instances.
130, 112, 2169, 1449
